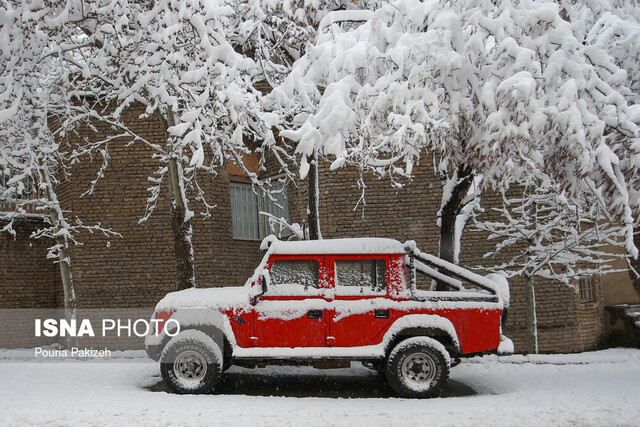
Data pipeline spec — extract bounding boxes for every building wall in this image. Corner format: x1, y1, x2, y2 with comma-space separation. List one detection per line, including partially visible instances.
1, 106, 614, 353
286, 160, 607, 353
0, 216, 60, 309
0, 216, 62, 348
56, 105, 264, 310
299, 161, 442, 253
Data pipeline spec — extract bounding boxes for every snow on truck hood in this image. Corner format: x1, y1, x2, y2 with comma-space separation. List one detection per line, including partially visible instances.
155, 287, 248, 311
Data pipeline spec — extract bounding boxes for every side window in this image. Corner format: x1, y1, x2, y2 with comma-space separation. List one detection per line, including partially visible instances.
268, 259, 321, 296
335, 259, 387, 296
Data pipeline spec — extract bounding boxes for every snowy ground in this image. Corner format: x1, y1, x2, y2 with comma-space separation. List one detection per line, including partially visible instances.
0, 348, 639, 426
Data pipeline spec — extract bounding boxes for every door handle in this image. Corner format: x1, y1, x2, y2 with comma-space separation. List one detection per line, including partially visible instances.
374, 309, 390, 319
308, 310, 322, 320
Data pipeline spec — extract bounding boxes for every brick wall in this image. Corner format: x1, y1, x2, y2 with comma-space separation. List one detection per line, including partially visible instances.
0, 105, 606, 353
285, 161, 606, 353
55, 104, 264, 310
57, 106, 177, 309
289, 159, 442, 254
459, 186, 606, 353
0, 216, 60, 309
0, 216, 62, 348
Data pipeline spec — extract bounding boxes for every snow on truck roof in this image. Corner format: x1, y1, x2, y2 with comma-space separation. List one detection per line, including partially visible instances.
262, 237, 406, 255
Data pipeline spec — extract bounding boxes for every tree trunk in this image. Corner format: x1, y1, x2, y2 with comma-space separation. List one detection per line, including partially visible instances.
629, 228, 640, 296
525, 275, 539, 354
307, 152, 322, 240
436, 165, 473, 290
438, 207, 458, 264
169, 187, 195, 290
55, 234, 78, 348
164, 112, 196, 291
524, 182, 539, 354
37, 162, 78, 348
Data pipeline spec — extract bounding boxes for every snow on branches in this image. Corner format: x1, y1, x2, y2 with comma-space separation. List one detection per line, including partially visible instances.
0, 0, 122, 321
474, 177, 624, 283
269, 0, 640, 258
64, 0, 278, 220
472, 173, 625, 353
0, 0, 119, 245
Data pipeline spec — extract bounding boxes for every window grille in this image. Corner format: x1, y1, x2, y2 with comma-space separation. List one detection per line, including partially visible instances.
579, 276, 594, 302
230, 182, 290, 240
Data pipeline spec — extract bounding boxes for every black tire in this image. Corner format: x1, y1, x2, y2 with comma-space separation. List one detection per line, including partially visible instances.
160, 330, 223, 394
385, 337, 450, 398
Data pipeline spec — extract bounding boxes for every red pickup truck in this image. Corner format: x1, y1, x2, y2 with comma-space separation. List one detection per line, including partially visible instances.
145, 237, 510, 398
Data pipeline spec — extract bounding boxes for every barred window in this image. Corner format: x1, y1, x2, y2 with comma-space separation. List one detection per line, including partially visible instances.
230, 182, 290, 240
579, 276, 594, 302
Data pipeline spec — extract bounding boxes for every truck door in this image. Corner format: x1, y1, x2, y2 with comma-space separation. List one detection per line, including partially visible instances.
326, 256, 393, 347
252, 256, 327, 348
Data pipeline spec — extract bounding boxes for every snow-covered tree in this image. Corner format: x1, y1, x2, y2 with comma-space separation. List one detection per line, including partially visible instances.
0, 0, 119, 331
266, 7, 377, 239
43, 0, 303, 290
473, 174, 624, 353
229, 1, 388, 240
229, 0, 389, 86
269, 0, 640, 267
228, 0, 329, 88
571, 0, 640, 284
572, 0, 640, 103
230, 1, 395, 239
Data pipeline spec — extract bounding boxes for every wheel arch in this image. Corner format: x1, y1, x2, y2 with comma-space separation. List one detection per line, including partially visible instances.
155, 309, 233, 366
387, 327, 459, 358
382, 314, 461, 358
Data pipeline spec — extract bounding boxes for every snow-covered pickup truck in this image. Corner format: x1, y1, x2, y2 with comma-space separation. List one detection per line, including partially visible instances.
145, 237, 511, 398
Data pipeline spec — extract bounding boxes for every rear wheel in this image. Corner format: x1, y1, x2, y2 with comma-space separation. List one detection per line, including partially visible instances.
385, 337, 450, 398
160, 330, 223, 394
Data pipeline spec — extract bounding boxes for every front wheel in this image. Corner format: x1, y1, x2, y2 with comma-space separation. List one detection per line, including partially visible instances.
385, 337, 450, 398
160, 330, 223, 394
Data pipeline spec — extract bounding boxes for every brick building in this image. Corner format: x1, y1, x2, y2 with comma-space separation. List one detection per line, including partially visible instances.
1, 103, 638, 353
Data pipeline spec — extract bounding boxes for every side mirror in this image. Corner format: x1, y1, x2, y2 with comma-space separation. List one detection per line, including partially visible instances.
252, 274, 268, 305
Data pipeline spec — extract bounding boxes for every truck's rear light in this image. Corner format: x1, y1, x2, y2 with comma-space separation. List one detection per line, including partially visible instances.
155, 310, 176, 335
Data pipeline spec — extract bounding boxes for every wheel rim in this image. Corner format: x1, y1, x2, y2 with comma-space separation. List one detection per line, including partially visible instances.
401, 352, 437, 383
173, 350, 207, 382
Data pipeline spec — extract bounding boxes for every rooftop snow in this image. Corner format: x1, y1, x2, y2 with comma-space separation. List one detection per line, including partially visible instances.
267, 238, 405, 255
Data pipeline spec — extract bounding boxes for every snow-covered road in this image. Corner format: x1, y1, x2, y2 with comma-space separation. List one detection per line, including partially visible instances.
0, 348, 638, 426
